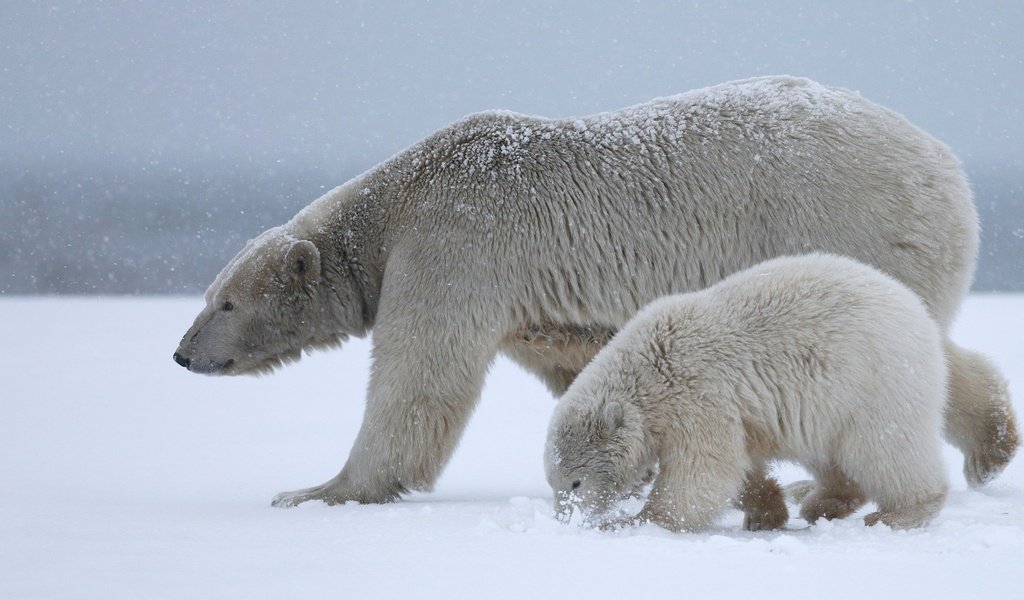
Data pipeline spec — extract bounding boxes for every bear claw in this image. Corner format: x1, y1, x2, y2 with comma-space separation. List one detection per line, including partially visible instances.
271, 489, 326, 508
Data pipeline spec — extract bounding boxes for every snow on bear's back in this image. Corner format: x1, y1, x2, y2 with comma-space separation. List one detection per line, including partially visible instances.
399, 76, 869, 186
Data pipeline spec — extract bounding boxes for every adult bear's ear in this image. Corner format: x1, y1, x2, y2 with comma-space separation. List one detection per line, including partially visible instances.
602, 401, 625, 433
285, 240, 321, 285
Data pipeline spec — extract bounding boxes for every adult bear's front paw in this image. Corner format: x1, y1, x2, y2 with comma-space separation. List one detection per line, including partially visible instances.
271, 482, 352, 507
271, 476, 402, 508
271, 485, 340, 508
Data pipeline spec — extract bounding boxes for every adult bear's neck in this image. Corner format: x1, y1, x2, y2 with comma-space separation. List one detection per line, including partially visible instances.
290, 162, 412, 329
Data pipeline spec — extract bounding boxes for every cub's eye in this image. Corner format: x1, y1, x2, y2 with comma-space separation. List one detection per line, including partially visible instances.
571, 480, 581, 490
222, 301, 234, 311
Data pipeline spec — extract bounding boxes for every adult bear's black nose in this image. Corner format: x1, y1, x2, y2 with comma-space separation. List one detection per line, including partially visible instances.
173, 352, 191, 369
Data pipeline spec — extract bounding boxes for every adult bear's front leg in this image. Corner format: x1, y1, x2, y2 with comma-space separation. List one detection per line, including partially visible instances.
273, 290, 500, 507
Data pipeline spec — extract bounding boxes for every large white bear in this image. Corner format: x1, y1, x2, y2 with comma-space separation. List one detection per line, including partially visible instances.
173, 76, 1016, 520
545, 254, 949, 532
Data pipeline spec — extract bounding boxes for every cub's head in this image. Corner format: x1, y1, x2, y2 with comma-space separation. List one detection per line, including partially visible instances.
173, 227, 366, 375
545, 397, 648, 524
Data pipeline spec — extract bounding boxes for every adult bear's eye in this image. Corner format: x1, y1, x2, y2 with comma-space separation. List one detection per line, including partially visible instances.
222, 301, 234, 311
571, 480, 581, 489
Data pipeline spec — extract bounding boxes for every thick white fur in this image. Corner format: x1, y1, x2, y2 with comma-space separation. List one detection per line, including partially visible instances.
546, 254, 949, 532
174, 76, 1016, 510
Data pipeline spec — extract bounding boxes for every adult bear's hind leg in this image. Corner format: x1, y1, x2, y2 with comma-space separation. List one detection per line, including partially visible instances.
943, 339, 1019, 487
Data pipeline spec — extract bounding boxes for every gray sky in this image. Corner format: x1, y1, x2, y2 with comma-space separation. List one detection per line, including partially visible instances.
2, 1, 1023, 293
4, 1, 1023, 173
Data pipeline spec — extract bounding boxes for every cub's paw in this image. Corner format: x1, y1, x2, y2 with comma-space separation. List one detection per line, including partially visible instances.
864, 510, 927, 530
783, 480, 816, 505
864, 497, 942, 530
597, 514, 646, 531
799, 490, 867, 524
739, 475, 789, 531
743, 503, 789, 531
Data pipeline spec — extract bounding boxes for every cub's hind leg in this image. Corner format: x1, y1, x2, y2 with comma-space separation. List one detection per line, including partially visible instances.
839, 429, 948, 529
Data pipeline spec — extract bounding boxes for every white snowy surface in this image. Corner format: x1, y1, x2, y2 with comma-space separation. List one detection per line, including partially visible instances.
1, 295, 1022, 599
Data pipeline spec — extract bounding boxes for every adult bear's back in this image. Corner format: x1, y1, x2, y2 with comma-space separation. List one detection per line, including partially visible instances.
394, 76, 976, 329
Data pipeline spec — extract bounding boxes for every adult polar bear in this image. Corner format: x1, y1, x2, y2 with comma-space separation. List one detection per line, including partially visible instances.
174, 76, 1017, 517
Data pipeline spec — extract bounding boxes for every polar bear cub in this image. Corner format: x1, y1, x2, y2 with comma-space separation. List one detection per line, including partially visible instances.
545, 254, 949, 532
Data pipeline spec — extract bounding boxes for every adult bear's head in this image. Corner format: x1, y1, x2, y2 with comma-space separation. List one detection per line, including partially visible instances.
173, 226, 367, 375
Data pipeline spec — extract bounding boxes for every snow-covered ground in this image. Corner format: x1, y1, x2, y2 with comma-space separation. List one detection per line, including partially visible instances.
2, 295, 1022, 599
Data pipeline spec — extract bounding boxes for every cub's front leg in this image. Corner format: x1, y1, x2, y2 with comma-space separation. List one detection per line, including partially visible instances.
735, 464, 789, 531
638, 421, 750, 532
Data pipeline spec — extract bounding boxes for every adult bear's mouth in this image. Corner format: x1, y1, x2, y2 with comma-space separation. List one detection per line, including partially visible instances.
172, 349, 236, 375
202, 331, 352, 376
185, 358, 235, 375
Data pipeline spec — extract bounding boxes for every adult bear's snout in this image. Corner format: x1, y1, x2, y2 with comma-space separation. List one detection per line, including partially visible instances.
173, 352, 191, 369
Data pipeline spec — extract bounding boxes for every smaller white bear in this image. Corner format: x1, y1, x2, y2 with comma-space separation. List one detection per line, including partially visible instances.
545, 254, 948, 532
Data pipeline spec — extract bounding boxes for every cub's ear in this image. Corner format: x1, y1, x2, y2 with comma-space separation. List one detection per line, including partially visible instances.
602, 401, 625, 433
284, 240, 321, 284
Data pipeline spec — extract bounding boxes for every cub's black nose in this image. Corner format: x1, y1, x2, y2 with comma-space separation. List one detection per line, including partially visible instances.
173, 352, 191, 369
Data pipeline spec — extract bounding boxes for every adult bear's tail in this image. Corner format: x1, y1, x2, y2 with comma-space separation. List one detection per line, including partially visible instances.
943, 339, 1019, 486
